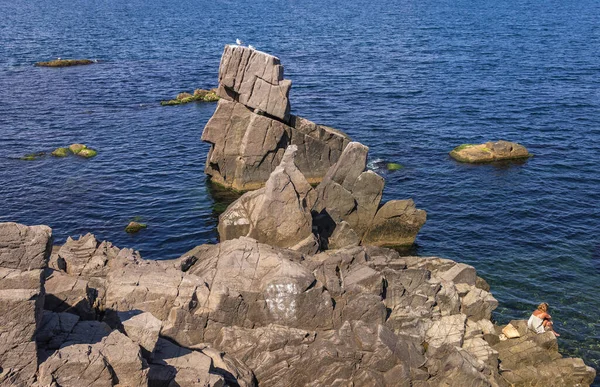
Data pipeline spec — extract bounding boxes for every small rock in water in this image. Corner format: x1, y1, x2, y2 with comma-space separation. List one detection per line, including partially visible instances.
34, 59, 95, 67
449, 140, 531, 163
76, 148, 97, 158
51, 147, 69, 157
125, 221, 147, 234
68, 143, 87, 154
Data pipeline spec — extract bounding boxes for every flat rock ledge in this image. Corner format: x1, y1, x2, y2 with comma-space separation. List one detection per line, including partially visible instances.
1, 221, 595, 386
450, 140, 531, 163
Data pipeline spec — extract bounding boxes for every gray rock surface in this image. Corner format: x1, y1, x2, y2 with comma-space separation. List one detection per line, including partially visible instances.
0, 222, 594, 386
218, 145, 316, 249
0, 222, 50, 386
218, 44, 291, 121
118, 310, 162, 358
313, 142, 426, 247
202, 99, 349, 191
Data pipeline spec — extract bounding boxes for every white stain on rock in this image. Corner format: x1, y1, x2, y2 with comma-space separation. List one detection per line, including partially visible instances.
265, 282, 299, 321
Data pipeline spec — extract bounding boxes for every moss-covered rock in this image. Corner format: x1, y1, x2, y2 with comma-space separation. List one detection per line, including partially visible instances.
450, 141, 530, 163
20, 152, 46, 161
77, 148, 97, 158
69, 144, 87, 154
51, 147, 69, 157
161, 88, 219, 106
125, 221, 147, 234
35, 59, 95, 67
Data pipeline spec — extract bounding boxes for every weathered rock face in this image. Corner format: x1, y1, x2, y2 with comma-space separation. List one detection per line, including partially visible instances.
214, 321, 426, 387
0, 222, 51, 386
218, 145, 316, 250
218, 44, 291, 122
313, 142, 427, 248
449, 140, 531, 163
202, 98, 350, 191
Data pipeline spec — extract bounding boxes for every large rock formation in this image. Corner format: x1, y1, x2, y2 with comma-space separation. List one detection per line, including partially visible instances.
0, 222, 51, 386
0, 222, 595, 386
202, 45, 350, 191
219, 141, 427, 249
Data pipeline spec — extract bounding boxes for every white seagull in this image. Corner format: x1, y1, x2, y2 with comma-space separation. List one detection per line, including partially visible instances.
248, 45, 255, 50
236, 38, 243, 46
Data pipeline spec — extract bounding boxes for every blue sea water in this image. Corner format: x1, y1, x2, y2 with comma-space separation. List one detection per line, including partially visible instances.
1, 0, 599, 381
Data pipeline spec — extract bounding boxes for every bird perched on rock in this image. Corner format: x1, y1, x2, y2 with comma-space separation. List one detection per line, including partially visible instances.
236, 38, 243, 46
248, 45, 256, 50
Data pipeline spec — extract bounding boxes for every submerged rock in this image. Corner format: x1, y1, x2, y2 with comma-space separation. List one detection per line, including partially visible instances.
20, 151, 45, 161
35, 59, 96, 67
450, 140, 530, 163
68, 143, 87, 154
51, 147, 69, 157
160, 88, 219, 106
76, 148, 97, 158
124, 221, 146, 233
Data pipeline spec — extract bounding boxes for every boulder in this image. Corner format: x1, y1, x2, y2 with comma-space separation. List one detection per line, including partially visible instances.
118, 310, 162, 358
96, 331, 148, 387
218, 44, 291, 121
449, 140, 531, 163
148, 338, 225, 387
44, 270, 97, 319
57, 233, 119, 278
202, 99, 349, 191
0, 222, 50, 386
0, 222, 52, 270
37, 344, 115, 387
218, 145, 315, 249
36, 311, 80, 350
361, 199, 427, 247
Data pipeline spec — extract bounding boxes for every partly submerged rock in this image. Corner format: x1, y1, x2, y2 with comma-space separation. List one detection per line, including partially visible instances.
125, 221, 147, 234
76, 148, 97, 158
51, 147, 69, 157
361, 199, 427, 247
450, 140, 531, 163
160, 88, 220, 106
68, 143, 87, 154
20, 151, 45, 161
202, 98, 349, 191
35, 59, 95, 67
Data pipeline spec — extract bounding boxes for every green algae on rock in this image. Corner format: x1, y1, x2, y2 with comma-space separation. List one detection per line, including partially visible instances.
160, 88, 219, 106
68, 144, 87, 154
76, 148, 97, 158
125, 221, 147, 234
51, 147, 69, 157
450, 140, 531, 163
35, 59, 96, 67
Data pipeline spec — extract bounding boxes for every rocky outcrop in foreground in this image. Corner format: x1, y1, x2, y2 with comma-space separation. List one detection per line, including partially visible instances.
202, 45, 350, 191
449, 140, 531, 163
0, 221, 595, 386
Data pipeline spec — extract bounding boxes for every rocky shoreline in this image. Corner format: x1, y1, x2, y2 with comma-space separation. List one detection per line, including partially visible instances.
0, 45, 595, 386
